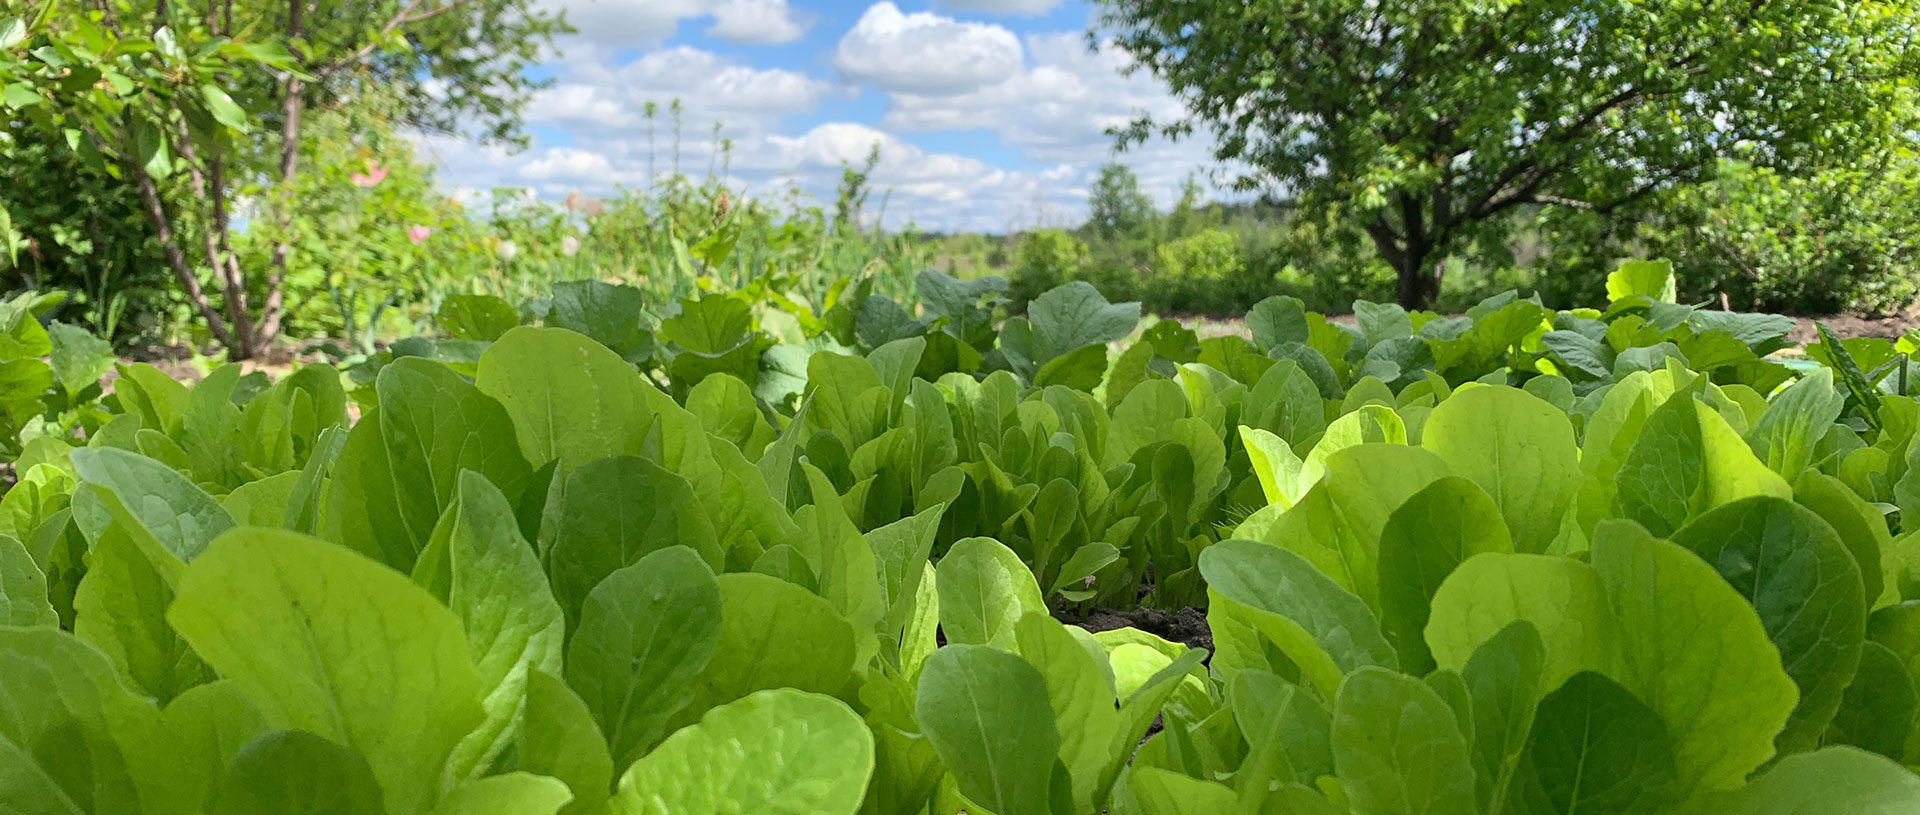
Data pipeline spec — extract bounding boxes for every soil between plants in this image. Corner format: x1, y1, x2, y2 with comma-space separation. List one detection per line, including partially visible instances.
1060, 606, 1213, 657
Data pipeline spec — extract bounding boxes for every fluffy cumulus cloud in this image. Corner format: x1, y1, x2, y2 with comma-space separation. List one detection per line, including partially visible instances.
883, 34, 1187, 159
530, 46, 829, 140
833, 3, 1025, 95
540, 0, 807, 46
705, 0, 808, 43
421, 2, 1239, 230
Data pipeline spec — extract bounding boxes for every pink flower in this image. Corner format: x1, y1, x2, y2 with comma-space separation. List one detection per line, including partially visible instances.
350, 160, 389, 188
561, 235, 581, 257
564, 190, 584, 211
407, 225, 431, 245
581, 198, 604, 218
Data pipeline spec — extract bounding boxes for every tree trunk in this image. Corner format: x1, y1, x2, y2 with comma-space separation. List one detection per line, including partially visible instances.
259, 0, 306, 348
1394, 250, 1444, 312
169, 119, 256, 359
1368, 213, 1444, 312
129, 164, 234, 348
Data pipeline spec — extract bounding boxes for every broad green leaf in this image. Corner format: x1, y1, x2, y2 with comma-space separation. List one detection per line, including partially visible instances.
1606, 259, 1677, 303
1253, 444, 1451, 610
113, 362, 189, 434
47, 322, 112, 396
69, 447, 234, 562
220, 471, 300, 527
1795, 471, 1891, 608
566, 547, 720, 768
1588, 521, 1798, 797
1107, 379, 1190, 468
936, 536, 1046, 651
794, 463, 886, 664
1300, 404, 1406, 485
1230, 670, 1333, 794
866, 505, 944, 642
686, 374, 774, 458
1201, 539, 1397, 699
612, 689, 873, 815
544, 456, 722, 630
431, 773, 573, 815
1009, 281, 1139, 367
0, 533, 54, 626
168, 529, 484, 815
0, 627, 159, 815
1248, 295, 1309, 350
1827, 642, 1917, 761
199, 85, 248, 131
1239, 426, 1308, 509
1749, 369, 1846, 477
1378, 476, 1513, 674
477, 327, 655, 470
1615, 392, 1791, 537
1331, 667, 1477, 815
1423, 385, 1579, 553
547, 281, 653, 366
1672, 497, 1866, 753
1123, 767, 1237, 814
1682, 747, 1920, 814
429, 472, 566, 780
675, 572, 857, 731
916, 644, 1061, 815
73, 527, 208, 703
518, 669, 614, 815
208, 730, 382, 815
439, 294, 521, 341
1461, 621, 1546, 811
1427, 553, 1616, 692
1014, 613, 1118, 810
323, 358, 532, 571
154, 681, 268, 814
1507, 671, 1680, 815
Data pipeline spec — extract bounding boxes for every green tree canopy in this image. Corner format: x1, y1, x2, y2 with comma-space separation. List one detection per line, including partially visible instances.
1097, 0, 1920, 309
1, 0, 565, 357
1085, 162, 1157, 241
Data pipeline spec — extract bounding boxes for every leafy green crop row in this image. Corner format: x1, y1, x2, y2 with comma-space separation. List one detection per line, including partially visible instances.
3, 260, 1920, 813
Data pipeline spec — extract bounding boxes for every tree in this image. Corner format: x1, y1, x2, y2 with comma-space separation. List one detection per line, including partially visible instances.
2, 0, 563, 358
1097, 0, 1920, 309
1085, 162, 1156, 240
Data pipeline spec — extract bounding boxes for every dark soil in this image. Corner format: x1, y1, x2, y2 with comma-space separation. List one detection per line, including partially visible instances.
1063, 606, 1213, 656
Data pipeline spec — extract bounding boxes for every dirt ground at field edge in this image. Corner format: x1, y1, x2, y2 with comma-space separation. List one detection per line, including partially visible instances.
1157, 309, 1918, 345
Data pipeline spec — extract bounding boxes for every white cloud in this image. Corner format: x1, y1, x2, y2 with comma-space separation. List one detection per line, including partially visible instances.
706, 0, 808, 43
417, 15, 1243, 231
833, 3, 1024, 95
933, 0, 1065, 15
870, 30, 1231, 211
530, 46, 829, 139
541, 0, 806, 46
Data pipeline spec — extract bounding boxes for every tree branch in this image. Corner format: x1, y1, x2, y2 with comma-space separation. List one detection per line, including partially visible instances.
316, 0, 471, 76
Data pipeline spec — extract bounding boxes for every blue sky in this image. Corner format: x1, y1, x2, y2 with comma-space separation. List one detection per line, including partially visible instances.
422, 0, 1222, 232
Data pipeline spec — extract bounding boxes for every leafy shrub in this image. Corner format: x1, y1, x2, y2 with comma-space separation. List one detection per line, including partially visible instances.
1007, 228, 1093, 309
0, 125, 180, 345
1642, 159, 1920, 314
1147, 227, 1250, 313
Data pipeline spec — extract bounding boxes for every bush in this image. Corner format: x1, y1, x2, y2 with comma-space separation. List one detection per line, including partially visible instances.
1641, 159, 1920, 314
0, 125, 182, 346
1008, 229, 1092, 309
1148, 228, 1251, 313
